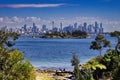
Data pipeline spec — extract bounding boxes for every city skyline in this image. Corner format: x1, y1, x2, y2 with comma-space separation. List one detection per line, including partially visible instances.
1, 21, 104, 35
0, 0, 120, 32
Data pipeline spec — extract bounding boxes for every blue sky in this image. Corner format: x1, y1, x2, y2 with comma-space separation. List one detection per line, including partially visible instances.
0, 0, 120, 32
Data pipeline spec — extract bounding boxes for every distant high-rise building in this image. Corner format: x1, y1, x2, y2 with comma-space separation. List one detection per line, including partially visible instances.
88, 24, 93, 34
78, 25, 82, 31
41, 24, 47, 31
52, 21, 55, 29
100, 23, 102, 28
23, 24, 27, 32
32, 23, 37, 33
83, 22, 87, 32
95, 21, 98, 27
94, 21, 99, 34
63, 25, 73, 32
99, 23, 104, 34
74, 23, 77, 30
60, 22, 63, 32
52, 27, 58, 32
33, 23, 35, 27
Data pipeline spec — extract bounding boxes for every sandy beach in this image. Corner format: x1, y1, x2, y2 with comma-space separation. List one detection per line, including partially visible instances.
35, 69, 73, 80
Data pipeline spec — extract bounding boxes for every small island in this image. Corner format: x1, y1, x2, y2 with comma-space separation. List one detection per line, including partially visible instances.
42, 30, 89, 38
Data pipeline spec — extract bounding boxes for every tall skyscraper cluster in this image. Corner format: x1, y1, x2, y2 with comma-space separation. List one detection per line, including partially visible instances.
61, 21, 104, 34
0, 21, 104, 35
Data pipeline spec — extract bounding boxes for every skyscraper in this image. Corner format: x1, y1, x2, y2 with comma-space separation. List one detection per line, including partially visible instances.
88, 24, 93, 34
41, 24, 47, 31
78, 25, 82, 31
52, 21, 55, 29
23, 24, 27, 32
94, 21, 99, 34
74, 23, 77, 30
100, 23, 102, 27
32, 23, 37, 33
99, 23, 104, 34
83, 22, 87, 32
60, 22, 63, 32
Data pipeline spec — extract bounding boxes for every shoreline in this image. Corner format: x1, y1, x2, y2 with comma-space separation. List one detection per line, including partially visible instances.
35, 66, 74, 72
35, 68, 74, 80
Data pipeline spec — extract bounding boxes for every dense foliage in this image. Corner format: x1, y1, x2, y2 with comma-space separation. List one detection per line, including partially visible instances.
43, 30, 88, 38
110, 31, 120, 51
0, 30, 35, 80
71, 53, 95, 80
72, 31, 120, 80
71, 53, 80, 80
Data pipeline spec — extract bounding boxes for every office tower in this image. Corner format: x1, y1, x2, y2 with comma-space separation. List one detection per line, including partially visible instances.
60, 22, 63, 32
78, 25, 82, 31
94, 21, 99, 34
32, 23, 37, 33
74, 23, 77, 30
52, 27, 58, 32
100, 23, 102, 28
99, 23, 104, 34
41, 24, 47, 31
23, 24, 27, 32
88, 24, 93, 34
33, 23, 35, 27
83, 22, 87, 32
52, 21, 55, 29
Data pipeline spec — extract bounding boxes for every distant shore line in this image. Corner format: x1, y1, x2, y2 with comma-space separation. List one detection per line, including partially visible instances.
35, 66, 74, 71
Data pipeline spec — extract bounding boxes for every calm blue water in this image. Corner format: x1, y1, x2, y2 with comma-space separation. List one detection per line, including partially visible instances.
13, 36, 116, 70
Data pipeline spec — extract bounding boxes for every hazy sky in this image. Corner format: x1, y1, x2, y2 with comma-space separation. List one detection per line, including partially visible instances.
0, 0, 120, 32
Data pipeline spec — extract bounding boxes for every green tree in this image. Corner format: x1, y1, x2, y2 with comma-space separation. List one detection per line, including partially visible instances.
71, 53, 95, 80
82, 57, 106, 70
110, 31, 120, 79
110, 31, 120, 52
113, 64, 120, 80
71, 53, 80, 80
82, 57, 106, 80
0, 30, 19, 47
90, 34, 110, 56
72, 30, 88, 38
0, 30, 35, 80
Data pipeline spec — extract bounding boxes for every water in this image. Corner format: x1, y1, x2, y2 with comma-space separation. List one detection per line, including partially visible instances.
13, 36, 116, 70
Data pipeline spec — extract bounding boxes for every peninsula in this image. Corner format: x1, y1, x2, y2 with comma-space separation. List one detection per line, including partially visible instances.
42, 30, 89, 38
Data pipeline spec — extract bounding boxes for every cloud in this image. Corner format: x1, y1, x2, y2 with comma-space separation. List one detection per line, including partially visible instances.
26, 17, 41, 22
0, 4, 66, 8
0, 18, 3, 22
0, 16, 41, 24
11, 16, 24, 22
2, 17, 14, 23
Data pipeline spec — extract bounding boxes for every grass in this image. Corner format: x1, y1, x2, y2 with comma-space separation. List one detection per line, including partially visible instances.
36, 72, 55, 80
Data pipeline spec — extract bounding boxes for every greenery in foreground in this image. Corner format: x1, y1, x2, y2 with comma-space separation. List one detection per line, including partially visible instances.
1, 30, 120, 80
71, 31, 120, 80
0, 30, 35, 80
42, 30, 88, 38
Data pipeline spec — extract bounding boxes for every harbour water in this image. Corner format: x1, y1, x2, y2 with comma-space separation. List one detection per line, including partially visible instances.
13, 36, 116, 70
